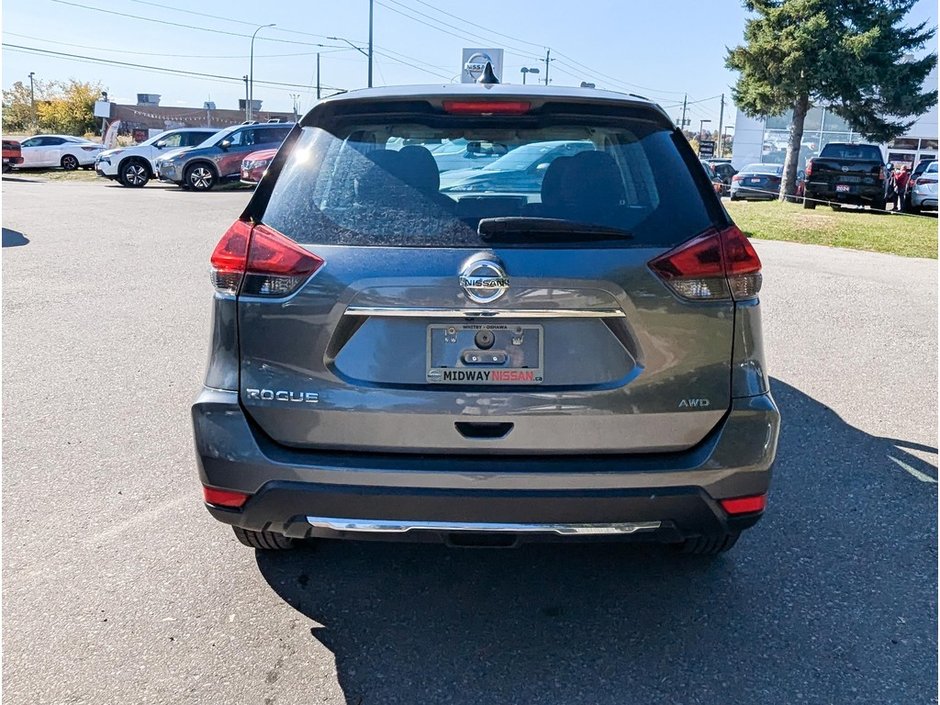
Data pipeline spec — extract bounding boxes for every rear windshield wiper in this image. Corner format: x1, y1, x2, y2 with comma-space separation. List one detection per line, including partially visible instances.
478, 217, 633, 242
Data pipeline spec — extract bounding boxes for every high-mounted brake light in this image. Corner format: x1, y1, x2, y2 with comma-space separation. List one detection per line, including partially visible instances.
442, 100, 531, 115
649, 225, 762, 301
720, 493, 767, 515
209, 220, 323, 297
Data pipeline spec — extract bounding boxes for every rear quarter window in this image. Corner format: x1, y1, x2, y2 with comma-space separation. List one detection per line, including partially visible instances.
261, 111, 718, 249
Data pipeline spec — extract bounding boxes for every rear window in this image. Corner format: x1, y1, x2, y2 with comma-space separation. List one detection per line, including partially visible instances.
261, 112, 716, 248
819, 144, 883, 161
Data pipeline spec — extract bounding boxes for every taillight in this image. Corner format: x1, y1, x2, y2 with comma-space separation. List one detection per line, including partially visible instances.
442, 100, 531, 115
719, 493, 767, 515
879, 167, 885, 181
805, 161, 813, 177
916, 177, 937, 185
649, 225, 762, 301
81, 146, 100, 152
209, 220, 323, 297
202, 485, 250, 509
731, 174, 743, 182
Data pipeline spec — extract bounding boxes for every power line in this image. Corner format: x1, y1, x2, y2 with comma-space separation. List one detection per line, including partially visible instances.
377, 0, 543, 61
2, 31, 348, 59
49, 0, 341, 47
407, 0, 547, 50
50, 0, 455, 84
2, 44, 345, 92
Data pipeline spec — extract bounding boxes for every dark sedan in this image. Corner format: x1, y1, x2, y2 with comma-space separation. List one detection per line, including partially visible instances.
730, 163, 783, 201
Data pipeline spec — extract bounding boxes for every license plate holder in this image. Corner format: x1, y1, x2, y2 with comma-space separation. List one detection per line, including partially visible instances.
427, 323, 543, 384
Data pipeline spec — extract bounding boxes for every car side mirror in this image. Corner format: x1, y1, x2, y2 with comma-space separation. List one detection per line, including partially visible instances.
155, 140, 167, 149
219, 139, 231, 150
466, 141, 481, 155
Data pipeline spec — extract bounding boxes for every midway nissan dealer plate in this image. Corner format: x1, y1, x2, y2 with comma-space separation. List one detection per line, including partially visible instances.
426, 323, 544, 384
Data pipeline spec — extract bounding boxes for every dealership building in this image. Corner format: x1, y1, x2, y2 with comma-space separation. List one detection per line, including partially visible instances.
731, 67, 938, 170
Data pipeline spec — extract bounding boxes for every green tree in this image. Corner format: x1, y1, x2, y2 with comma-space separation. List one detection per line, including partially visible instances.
727, 0, 937, 200
2, 78, 103, 136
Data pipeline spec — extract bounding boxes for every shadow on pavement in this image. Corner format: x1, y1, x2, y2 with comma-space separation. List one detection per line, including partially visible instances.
257, 379, 937, 704
2, 228, 29, 247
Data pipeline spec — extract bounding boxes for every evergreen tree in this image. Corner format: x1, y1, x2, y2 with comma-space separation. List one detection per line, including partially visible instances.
727, 0, 937, 200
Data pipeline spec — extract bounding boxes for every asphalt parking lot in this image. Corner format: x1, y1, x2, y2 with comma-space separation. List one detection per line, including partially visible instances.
3, 178, 937, 705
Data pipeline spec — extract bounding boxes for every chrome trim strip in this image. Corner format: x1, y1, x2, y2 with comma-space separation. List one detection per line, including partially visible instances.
306, 516, 661, 536
345, 306, 625, 319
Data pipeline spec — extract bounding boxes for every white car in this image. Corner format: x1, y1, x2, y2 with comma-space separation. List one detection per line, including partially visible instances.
95, 127, 217, 188
910, 160, 938, 213
16, 135, 106, 170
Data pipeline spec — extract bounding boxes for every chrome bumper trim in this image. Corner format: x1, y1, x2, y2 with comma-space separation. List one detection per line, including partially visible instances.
344, 306, 625, 319
306, 516, 662, 536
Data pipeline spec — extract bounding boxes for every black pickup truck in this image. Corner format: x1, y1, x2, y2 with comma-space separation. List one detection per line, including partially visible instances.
803, 142, 888, 210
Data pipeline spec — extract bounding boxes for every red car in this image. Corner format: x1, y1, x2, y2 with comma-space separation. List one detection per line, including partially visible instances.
240, 148, 278, 186
3, 139, 23, 172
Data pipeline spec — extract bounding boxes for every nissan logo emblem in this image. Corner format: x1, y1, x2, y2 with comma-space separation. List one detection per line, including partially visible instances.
459, 257, 509, 304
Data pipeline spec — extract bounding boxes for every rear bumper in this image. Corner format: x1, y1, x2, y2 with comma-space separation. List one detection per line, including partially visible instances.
192, 389, 779, 542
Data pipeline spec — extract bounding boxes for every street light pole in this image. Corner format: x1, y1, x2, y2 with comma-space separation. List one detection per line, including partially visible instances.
520, 67, 539, 85
328, 36, 371, 87
699, 119, 711, 140
243, 75, 249, 121
249, 23, 276, 121
28, 72, 35, 127
368, 0, 374, 88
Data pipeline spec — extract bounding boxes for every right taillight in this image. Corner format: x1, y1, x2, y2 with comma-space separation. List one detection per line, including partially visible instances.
209, 220, 324, 297
649, 225, 762, 301
916, 177, 937, 185
731, 174, 743, 182
805, 161, 813, 177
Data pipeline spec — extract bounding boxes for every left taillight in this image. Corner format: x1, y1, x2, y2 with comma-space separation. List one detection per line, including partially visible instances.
202, 486, 250, 509
648, 225, 762, 301
209, 220, 324, 297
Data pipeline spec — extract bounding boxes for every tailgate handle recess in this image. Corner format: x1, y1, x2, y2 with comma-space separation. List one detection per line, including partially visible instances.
455, 421, 514, 440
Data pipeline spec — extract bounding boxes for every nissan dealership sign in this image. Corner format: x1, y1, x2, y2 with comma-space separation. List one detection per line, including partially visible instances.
461, 48, 504, 83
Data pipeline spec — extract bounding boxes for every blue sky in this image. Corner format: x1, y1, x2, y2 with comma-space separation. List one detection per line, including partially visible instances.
3, 0, 937, 127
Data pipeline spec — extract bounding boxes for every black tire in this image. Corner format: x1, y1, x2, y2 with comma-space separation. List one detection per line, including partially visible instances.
119, 158, 150, 188
830, 203, 841, 211
729, 194, 739, 201
803, 195, 816, 209
2, 162, 10, 174
871, 198, 886, 213
185, 163, 216, 191
679, 532, 740, 555
232, 526, 295, 550
909, 204, 921, 215
60, 154, 79, 171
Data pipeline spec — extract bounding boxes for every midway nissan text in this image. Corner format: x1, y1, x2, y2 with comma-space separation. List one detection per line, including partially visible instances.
192, 80, 780, 555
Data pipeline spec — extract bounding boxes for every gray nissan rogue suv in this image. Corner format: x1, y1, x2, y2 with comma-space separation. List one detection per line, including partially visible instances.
192, 82, 780, 555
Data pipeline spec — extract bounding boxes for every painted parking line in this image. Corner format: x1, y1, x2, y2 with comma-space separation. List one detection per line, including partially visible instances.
887, 455, 938, 484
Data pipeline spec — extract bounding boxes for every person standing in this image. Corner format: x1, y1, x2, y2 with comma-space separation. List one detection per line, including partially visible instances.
894, 165, 911, 211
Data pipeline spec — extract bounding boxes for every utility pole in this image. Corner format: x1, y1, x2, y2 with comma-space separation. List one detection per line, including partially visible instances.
543, 48, 552, 85
28, 72, 35, 128
290, 93, 301, 121
243, 75, 249, 121
317, 53, 321, 100
680, 94, 688, 134
717, 93, 725, 157
368, 0, 374, 88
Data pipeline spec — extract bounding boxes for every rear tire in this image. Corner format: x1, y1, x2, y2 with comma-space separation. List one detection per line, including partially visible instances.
60, 154, 79, 171
871, 198, 886, 213
679, 532, 740, 556
232, 526, 295, 550
830, 203, 841, 211
803, 195, 816, 209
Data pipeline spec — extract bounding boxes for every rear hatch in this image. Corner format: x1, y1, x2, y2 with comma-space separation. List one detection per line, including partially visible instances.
222, 94, 759, 455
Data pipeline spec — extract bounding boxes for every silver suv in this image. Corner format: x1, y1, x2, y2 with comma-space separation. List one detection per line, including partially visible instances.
192, 83, 780, 555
